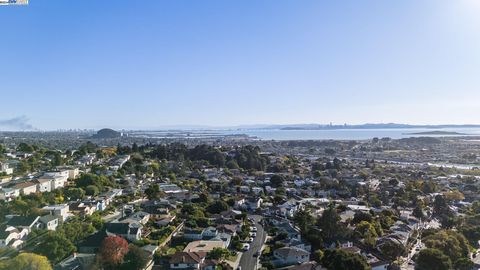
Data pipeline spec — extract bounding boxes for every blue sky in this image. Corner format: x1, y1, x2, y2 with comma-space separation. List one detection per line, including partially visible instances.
1, 0, 480, 130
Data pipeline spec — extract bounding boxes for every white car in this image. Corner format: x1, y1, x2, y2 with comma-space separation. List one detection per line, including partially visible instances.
251, 226, 258, 232
250, 232, 257, 237
247, 237, 254, 243
242, 244, 250, 251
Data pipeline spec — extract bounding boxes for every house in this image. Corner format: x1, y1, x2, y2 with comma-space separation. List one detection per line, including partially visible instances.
120, 211, 150, 225
184, 228, 204, 240
156, 215, 176, 227
0, 224, 25, 248
216, 224, 237, 236
276, 262, 323, 270
38, 175, 66, 190
279, 238, 312, 252
247, 197, 263, 211
35, 178, 52, 193
201, 227, 218, 239
69, 202, 96, 217
69, 167, 80, 179
55, 253, 96, 270
98, 189, 123, 206
13, 181, 38, 196
276, 199, 304, 218
219, 210, 242, 219
6, 215, 40, 233
44, 170, 69, 182
105, 222, 142, 242
370, 259, 389, 270
38, 215, 59, 231
211, 232, 232, 248
76, 154, 95, 166
233, 198, 246, 209
110, 155, 130, 171
0, 162, 13, 175
252, 187, 263, 195
141, 244, 159, 256
275, 221, 302, 241
274, 247, 310, 266
0, 187, 20, 201
42, 204, 70, 222
366, 253, 389, 270
239, 186, 250, 193
169, 251, 206, 270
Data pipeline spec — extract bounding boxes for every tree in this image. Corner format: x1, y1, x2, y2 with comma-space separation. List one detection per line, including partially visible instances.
321, 249, 370, 270
270, 174, 285, 188
207, 247, 230, 260
317, 205, 343, 242
293, 209, 315, 236
85, 185, 100, 196
35, 232, 75, 263
17, 143, 34, 153
351, 212, 373, 225
144, 184, 161, 200
206, 200, 229, 214
433, 195, 451, 216
413, 205, 425, 220
64, 188, 86, 200
459, 224, 480, 247
423, 230, 469, 259
378, 239, 405, 261
120, 245, 149, 270
9, 199, 31, 215
59, 218, 95, 243
444, 190, 465, 202
0, 253, 52, 270
312, 249, 324, 263
415, 248, 451, 270
454, 258, 474, 270
354, 221, 378, 248
99, 236, 129, 268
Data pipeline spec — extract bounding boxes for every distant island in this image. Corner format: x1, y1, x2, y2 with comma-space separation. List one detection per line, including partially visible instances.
277, 123, 480, 130
404, 130, 468, 136
91, 128, 122, 139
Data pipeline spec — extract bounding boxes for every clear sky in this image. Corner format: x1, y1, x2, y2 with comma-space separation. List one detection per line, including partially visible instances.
1, 0, 480, 130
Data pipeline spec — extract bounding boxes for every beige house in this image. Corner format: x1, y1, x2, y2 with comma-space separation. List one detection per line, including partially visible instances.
13, 182, 37, 196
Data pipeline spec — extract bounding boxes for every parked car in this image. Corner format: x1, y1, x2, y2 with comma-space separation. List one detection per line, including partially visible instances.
251, 226, 257, 232
242, 244, 250, 251
247, 237, 254, 243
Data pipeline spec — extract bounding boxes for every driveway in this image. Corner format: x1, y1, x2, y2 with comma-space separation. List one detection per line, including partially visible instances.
239, 215, 266, 270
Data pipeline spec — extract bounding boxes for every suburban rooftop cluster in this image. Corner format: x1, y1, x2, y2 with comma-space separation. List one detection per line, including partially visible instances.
0, 133, 479, 270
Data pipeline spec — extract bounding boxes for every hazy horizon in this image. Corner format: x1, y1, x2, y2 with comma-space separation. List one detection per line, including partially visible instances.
2, 0, 480, 130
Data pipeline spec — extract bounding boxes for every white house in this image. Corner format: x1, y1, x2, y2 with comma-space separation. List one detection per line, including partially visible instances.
0, 187, 20, 201
35, 178, 52, 193
38, 215, 59, 231
42, 204, 70, 222
273, 247, 310, 266
44, 170, 69, 182
0, 225, 25, 248
0, 162, 13, 175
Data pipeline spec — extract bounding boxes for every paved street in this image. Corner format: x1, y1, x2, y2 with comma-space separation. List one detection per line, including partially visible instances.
239, 215, 266, 270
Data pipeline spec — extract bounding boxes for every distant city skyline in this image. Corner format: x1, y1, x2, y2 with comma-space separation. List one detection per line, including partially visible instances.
1, 0, 480, 130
